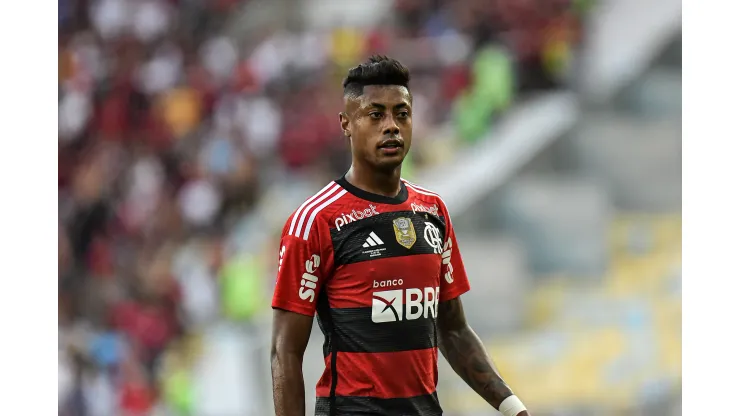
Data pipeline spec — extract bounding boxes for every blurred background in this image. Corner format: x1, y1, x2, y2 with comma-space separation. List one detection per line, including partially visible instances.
58, 0, 681, 415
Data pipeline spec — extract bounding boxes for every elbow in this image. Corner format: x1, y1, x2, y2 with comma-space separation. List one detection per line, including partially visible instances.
438, 323, 470, 340
270, 343, 297, 370
271, 344, 304, 381
270, 343, 280, 369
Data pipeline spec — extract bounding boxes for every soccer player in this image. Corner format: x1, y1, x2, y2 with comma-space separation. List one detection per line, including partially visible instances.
271, 56, 530, 416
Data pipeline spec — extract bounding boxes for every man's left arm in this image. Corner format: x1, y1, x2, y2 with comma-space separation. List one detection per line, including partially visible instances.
432, 197, 529, 415
437, 296, 529, 416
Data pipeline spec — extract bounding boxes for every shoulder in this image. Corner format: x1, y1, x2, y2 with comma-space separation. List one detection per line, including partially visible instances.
282, 181, 349, 240
402, 178, 450, 216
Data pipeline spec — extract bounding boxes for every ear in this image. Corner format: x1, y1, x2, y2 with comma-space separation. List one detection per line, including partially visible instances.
338, 112, 351, 137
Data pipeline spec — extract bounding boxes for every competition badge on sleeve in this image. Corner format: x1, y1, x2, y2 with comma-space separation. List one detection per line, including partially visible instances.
393, 217, 417, 249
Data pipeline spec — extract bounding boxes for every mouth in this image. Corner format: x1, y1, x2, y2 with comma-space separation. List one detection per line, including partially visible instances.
378, 138, 404, 150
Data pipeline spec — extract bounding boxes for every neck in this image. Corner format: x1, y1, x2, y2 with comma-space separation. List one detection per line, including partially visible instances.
345, 164, 402, 198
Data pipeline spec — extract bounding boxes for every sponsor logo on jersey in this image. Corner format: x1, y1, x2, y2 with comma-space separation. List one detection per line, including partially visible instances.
411, 202, 439, 216
298, 254, 321, 303
278, 245, 286, 273
423, 222, 443, 254
362, 231, 384, 248
441, 237, 454, 283
361, 231, 386, 258
334, 204, 379, 231
392, 217, 417, 249
373, 279, 403, 288
371, 287, 440, 323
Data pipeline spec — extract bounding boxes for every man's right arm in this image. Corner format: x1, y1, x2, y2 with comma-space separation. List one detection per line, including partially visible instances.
270, 214, 330, 416
271, 308, 314, 416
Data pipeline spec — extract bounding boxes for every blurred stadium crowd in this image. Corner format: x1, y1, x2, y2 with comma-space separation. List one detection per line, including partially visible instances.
58, 0, 593, 414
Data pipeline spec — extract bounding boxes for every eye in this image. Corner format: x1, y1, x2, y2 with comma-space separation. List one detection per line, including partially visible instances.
397, 111, 410, 119
370, 112, 383, 119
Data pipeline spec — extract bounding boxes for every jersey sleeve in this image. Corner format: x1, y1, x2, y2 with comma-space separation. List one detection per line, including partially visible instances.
271, 215, 332, 317
438, 202, 471, 302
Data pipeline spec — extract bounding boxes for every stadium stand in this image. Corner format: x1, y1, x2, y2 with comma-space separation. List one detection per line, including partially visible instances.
58, 1, 680, 415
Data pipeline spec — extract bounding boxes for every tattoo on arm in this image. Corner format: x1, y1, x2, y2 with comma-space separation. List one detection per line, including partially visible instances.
437, 297, 514, 409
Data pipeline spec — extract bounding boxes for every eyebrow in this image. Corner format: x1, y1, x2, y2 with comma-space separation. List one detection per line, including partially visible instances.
367, 102, 410, 110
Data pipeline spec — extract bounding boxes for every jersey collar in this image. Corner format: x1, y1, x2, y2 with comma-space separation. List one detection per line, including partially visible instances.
335, 175, 409, 205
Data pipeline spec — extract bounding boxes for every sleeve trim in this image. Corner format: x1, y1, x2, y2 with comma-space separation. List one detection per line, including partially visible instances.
439, 281, 471, 303
271, 299, 316, 317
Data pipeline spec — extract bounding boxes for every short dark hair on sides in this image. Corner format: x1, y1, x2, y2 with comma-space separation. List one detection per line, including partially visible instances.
342, 55, 411, 98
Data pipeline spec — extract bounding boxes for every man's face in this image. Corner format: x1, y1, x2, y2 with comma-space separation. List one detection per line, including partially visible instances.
340, 85, 413, 172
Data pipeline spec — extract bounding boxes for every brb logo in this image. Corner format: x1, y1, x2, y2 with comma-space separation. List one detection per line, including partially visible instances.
335, 204, 379, 231
298, 253, 321, 303
371, 287, 440, 323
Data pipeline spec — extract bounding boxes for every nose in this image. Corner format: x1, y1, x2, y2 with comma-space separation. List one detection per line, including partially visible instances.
383, 119, 400, 137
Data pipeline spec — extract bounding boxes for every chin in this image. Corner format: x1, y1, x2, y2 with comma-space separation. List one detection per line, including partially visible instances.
372, 156, 405, 172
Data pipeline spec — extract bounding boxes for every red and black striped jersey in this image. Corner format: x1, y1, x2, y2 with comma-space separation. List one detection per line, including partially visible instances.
272, 176, 471, 416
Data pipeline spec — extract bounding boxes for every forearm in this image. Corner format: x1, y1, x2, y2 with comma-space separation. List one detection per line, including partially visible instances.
271, 352, 306, 416
438, 325, 521, 411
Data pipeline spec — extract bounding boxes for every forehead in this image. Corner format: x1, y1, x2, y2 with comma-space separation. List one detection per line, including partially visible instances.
355, 85, 411, 108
